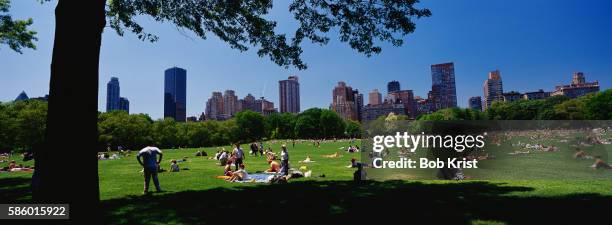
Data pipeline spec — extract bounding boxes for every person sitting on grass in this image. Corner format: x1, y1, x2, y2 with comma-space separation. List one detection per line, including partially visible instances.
591, 156, 612, 169
8, 160, 17, 170
266, 158, 281, 173
227, 164, 249, 182
219, 150, 229, 166
224, 164, 234, 176
170, 159, 180, 172
136, 146, 163, 194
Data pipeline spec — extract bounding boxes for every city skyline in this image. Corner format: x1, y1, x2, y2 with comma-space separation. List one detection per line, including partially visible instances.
2, 0, 611, 119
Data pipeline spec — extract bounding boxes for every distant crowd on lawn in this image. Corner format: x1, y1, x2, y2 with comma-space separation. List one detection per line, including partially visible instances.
130, 138, 366, 193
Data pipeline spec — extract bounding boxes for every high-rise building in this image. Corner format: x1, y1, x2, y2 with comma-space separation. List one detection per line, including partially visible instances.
223, 90, 238, 117
389, 90, 416, 119
119, 97, 130, 113
368, 89, 382, 106
387, 80, 400, 93
430, 63, 457, 111
468, 96, 482, 111
483, 70, 504, 109
551, 72, 599, 98
354, 89, 364, 122
164, 67, 187, 122
106, 77, 120, 112
331, 81, 360, 121
205, 92, 225, 120
242, 93, 256, 112
279, 75, 300, 113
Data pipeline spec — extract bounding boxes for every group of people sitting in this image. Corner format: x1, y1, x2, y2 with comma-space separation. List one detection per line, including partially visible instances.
98, 152, 120, 160
218, 144, 293, 183
0, 160, 34, 172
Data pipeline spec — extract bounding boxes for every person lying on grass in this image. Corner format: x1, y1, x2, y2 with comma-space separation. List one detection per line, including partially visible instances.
226, 164, 249, 182
323, 152, 341, 158
574, 148, 593, 159
591, 156, 612, 169
299, 156, 315, 163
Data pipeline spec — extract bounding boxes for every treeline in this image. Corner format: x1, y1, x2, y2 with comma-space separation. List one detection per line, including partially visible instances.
0, 102, 361, 152
418, 89, 612, 120
1, 89, 609, 152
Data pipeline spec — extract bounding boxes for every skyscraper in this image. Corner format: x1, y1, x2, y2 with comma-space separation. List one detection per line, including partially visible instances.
106, 77, 120, 112
368, 89, 382, 106
483, 70, 504, 109
354, 89, 364, 122
119, 97, 130, 114
279, 75, 300, 113
164, 67, 187, 122
430, 63, 457, 111
223, 90, 238, 117
468, 96, 482, 111
205, 92, 224, 120
387, 80, 400, 93
331, 81, 359, 121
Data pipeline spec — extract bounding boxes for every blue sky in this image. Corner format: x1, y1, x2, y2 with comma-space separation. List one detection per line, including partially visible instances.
1, 0, 611, 119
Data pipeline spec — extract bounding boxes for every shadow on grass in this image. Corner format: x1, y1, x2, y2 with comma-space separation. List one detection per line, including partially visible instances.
0, 177, 32, 203
101, 180, 611, 225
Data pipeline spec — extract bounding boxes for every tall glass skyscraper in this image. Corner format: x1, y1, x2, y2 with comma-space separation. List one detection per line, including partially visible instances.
106, 77, 120, 112
279, 75, 300, 113
387, 80, 400, 93
164, 67, 187, 122
430, 63, 457, 110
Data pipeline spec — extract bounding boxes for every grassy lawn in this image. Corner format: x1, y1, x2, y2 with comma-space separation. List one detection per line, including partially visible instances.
2, 139, 612, 224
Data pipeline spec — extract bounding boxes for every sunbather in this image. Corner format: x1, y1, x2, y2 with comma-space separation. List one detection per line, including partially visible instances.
591, 156, 612, 169
323, 152, 341, 158
299, 156, 315, 163
224, 164, 234, 176
227, 164, 249, 182
265, 159, 280, 173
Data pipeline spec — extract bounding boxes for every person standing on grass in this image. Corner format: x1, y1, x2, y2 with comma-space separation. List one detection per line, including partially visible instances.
250, 142, 258, 156
280, 145, 290, 176
137, 146, 163, 194
233, 143, 245, 171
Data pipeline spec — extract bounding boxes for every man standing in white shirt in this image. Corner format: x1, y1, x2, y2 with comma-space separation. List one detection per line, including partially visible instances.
232, 143, 245, 171
137, 146, 163, 194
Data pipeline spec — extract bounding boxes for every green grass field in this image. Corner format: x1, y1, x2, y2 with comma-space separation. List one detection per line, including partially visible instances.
2, 139, 612, 224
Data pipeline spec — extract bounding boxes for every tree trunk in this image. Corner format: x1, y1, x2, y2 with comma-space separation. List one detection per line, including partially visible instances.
33, 0, 106, 224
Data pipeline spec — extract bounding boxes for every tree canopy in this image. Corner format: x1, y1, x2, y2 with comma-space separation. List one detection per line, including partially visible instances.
0, 0, 37, 53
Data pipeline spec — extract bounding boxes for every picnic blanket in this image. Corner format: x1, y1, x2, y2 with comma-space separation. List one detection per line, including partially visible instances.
233, 173, 275, 183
